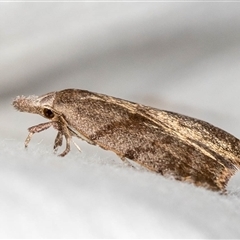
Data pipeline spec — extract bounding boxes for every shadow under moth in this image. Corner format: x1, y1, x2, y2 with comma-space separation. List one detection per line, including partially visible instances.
12, 89, 240, 192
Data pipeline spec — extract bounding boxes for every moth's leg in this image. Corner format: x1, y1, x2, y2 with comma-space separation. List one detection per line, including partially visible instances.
72, 138, 82, 152
53, 131, 63, 152
121, 157, 135, 168
51, 122, 64, 153
25, 122, 53, 148
57, 121, 72, 157
220, 188, 227, 195
59, 134, 71, 157
55, 117, 81, 157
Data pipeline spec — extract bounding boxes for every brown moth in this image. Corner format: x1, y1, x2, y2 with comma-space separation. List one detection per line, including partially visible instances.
12, 89, 240, 192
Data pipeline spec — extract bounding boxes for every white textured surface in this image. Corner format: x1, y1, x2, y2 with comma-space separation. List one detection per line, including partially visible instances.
1, 3, 240, 238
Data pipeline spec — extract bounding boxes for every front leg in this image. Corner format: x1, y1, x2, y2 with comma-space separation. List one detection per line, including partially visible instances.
25, 122, 53, 148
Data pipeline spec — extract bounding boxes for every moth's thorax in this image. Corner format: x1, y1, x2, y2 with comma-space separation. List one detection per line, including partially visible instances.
12, 91, 56, 115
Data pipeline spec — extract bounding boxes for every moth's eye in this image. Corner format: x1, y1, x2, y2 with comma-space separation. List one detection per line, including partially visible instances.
43, 108, 54, 119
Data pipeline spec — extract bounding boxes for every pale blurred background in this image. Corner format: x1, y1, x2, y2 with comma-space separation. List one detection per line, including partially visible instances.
1, 2, 240, 238
2, 3, 240, 139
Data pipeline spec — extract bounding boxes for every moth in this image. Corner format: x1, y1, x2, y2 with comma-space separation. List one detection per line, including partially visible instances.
12, 89, 240, 192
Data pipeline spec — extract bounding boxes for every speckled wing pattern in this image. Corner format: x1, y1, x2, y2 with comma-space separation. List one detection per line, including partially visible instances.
51, 89, 240, 192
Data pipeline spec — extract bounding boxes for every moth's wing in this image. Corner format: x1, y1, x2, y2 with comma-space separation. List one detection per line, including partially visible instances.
53, 90, 240, 191
102, 96, 240, 191
140, 106, 240, 168
135, 105, 240, 190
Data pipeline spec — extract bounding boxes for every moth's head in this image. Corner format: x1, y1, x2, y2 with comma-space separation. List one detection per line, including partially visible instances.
12, 92, 57, 120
